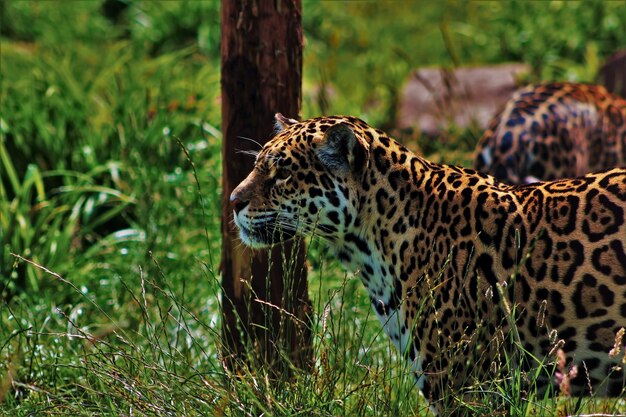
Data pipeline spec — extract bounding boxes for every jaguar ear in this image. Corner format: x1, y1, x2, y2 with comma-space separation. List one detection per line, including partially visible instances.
316, 123, 369, 174
275, 113, 299, 133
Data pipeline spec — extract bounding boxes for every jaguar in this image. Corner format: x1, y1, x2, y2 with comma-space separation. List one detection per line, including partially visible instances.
474, 82, 626, 184
231, 113, 626, 412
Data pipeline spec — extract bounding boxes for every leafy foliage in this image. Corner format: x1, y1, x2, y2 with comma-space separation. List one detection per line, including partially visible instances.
302, 0, 626, 126
1, 36, 222, 296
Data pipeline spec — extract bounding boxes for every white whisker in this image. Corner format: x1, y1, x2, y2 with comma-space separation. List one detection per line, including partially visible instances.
236, 149, 260, 159
236, 136, 263, 149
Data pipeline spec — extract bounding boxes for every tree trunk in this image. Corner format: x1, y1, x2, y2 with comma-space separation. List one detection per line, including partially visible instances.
220, 0, 312, 373
598, 50, 626, 99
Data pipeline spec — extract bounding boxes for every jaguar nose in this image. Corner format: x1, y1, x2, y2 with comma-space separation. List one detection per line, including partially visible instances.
230, 191, 248, 214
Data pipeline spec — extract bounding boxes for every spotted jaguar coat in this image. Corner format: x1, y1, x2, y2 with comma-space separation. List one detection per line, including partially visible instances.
231, 114, 626, 412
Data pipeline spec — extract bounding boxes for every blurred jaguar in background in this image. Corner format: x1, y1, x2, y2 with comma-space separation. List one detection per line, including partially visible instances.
474, 82, 626, 184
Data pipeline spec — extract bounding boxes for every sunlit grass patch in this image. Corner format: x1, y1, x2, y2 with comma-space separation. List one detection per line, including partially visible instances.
1, 252, 428, 416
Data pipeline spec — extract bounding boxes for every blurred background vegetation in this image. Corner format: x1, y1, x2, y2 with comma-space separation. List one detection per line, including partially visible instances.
1, 1, 625, 415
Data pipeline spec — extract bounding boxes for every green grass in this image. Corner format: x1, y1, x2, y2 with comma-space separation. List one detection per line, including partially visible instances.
2, 1, 626, 416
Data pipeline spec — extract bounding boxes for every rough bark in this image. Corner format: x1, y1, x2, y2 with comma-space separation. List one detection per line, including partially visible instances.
598, 50, 626, 99
220, 0, 311, 373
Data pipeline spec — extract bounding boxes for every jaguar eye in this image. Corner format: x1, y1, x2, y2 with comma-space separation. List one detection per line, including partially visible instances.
276, 168, 291, 181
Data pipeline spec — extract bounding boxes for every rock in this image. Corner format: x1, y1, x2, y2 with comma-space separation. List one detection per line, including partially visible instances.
396, 64, 530, 136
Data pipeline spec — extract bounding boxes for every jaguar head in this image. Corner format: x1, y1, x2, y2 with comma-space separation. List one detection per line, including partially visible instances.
230, 114, 370, 248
